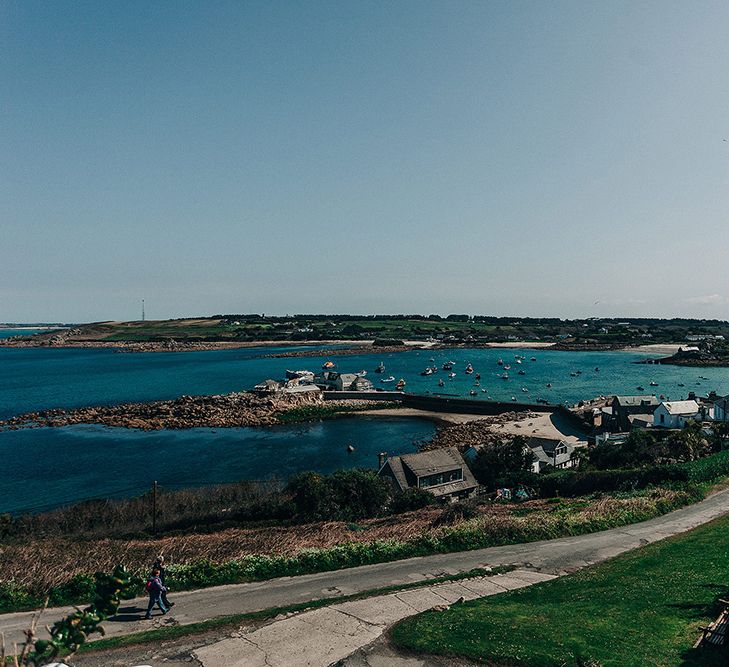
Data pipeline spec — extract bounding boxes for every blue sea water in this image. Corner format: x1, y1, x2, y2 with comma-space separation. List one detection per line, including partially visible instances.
2, 336, 729, 513
0, 418, 432, 514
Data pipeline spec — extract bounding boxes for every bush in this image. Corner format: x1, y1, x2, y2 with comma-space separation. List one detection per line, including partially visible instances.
432, 500, 480, 527
390, 488, 436, 514
286, 469, 392, 522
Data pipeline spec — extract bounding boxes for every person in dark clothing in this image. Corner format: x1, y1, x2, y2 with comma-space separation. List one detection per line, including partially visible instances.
153, 555, 174, 608
144, 568, 168, 619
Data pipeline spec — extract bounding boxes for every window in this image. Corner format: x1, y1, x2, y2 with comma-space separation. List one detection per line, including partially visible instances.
419, 469, 463, 488
660, 413, 665, 424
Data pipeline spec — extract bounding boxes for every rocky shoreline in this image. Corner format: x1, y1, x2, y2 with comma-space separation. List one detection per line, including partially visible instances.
0, 392, 395, 431
421, 412, 536, 452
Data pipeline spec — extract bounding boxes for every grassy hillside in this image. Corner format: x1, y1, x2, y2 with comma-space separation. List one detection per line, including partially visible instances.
391, 511, 729, 667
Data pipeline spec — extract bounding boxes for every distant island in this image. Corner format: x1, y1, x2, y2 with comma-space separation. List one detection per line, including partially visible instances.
2, 314, 729, 365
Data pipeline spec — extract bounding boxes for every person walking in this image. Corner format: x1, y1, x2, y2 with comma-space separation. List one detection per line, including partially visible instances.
153, 555, 174, 608
144, 567, 168, 619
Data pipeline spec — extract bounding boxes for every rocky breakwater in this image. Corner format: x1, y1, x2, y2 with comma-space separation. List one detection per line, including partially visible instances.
0, 391, 348, 431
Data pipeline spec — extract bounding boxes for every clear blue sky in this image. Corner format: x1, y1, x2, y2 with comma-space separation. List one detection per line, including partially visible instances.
3, 1, 729, 322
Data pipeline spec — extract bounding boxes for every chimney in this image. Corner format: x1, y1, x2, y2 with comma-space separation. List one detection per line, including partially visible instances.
377, 452, 387, 468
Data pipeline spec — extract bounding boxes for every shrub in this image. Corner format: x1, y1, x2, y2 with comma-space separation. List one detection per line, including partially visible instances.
390, 488, 436, 514
432, 500, 480, 527
286, 469, 392, 522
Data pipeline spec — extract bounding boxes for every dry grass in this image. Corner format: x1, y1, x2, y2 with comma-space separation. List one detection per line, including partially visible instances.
0, 489, 686, 593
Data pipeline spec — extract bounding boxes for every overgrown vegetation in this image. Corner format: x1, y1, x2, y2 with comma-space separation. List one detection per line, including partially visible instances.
0, 487, 701, 614
391, 509, 729, 667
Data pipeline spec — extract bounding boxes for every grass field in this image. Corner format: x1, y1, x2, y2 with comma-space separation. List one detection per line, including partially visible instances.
391, 512, 729, 667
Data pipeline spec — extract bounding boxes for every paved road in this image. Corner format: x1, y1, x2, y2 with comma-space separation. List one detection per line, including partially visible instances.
2, 486, 728, 650
193, 569, 556, 667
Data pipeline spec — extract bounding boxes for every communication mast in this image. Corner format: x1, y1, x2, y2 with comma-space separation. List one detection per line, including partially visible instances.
142, 299, 145, 321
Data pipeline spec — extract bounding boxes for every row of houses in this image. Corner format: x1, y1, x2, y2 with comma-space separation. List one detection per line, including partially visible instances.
598, 392, 727, 433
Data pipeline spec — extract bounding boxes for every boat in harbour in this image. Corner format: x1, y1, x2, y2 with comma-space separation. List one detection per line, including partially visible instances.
395, 379, 406, 390
438, 379, 445, 387
443, 361, 455, 370
465, 363, 474, 374
448, 372, 456, 379
375, 362, 385, 373
500, 372, 509, 379
518, 369, 525, 375
380, 376, 395, 383
322, 360, 336, 370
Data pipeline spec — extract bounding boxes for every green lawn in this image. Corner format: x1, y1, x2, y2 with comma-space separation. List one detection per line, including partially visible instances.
391, 513, 729, 667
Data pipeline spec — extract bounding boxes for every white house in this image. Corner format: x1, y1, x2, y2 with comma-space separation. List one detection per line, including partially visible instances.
653, 400, 701, 428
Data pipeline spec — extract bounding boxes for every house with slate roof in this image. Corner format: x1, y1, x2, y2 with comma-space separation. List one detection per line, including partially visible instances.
377, 447, 478, 501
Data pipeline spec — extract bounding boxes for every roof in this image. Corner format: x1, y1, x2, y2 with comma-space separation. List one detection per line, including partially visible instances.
613, 395, 660, 407
531, 443, 574, 468
380, 447, 478, 496
659, 400, 700, 415
628, 413, 654, 426
337, 373, 358, 384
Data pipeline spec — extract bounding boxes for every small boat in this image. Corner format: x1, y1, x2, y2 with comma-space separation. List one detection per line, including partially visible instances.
355, 370, 367, 377
576, 370, 582, 375
699, 376, 709, 380
497, 358, 504, 366
465, 363, 474, 374
504, 364, 511, 370
546, 383, 552, 388
322, 360, 336, 370
474, 379, 480, 386
500, 372, 509, 379
375, 362, 385, 373
518, 369, 526, 375
429, 357, 435, 362
420, 367, 434, 376
469, 389, 478, 396
346, 444, 355, 453
475, 373, 481, 380
530, 357, 537, 361
395, 379, 406, 390
511, 396, 517, 401
650, 381, 658, 387
594, 367, 599, 372
482, 388, 488, 393
449, 372, 456, 379
637, 386, 645, 391
522, 387, 529, 392
570, 372, 577, 377
443, 361, 455, 370
516, 359, 522, 364
438, 379, 445, 387
678, 383, 685, 387
380, 376, 395, 383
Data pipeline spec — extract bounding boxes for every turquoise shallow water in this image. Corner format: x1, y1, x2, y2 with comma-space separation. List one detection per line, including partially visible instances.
2, 335, 728, 513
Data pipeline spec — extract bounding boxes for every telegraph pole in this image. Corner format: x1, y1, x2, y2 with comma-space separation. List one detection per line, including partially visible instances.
152, 480, 157, 534
142, 299, 145, 322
